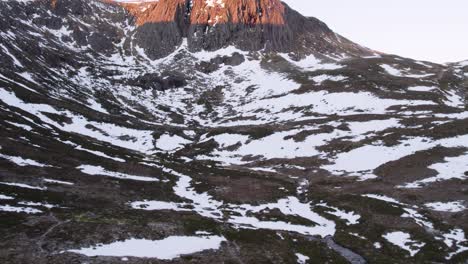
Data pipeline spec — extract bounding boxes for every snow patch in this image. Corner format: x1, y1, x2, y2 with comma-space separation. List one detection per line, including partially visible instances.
383, 231, 425, 257
67, 236, 226, 260
77, 165, 159, 182
425, 201, 466, 213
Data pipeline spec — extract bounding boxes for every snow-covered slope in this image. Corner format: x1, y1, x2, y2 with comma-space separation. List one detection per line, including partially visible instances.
0, 0, 467, 263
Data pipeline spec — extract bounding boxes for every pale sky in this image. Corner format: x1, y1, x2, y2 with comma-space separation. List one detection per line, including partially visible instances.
282, 0, 468, 63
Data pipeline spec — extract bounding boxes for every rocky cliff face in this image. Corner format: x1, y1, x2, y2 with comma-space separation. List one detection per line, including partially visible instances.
189, 0, 286, 26
106, 0, 187, 25
112, 0, 286, 26
94, 0, 372, 59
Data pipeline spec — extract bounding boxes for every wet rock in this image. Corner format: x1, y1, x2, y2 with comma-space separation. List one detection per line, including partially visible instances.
223, 52, 245, 66
196, 61, 220, 74
196, 53, 245, 73
127, 73, 187, 91
322, 236, 367, 264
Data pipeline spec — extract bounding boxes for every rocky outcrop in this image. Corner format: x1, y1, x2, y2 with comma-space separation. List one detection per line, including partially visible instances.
189, 0, 286, 26
126, 72, 187, 91
104, 0, 285, 26
32, 0, 372, 59
105, 0, 187, 25
196, 52, 245, 73
105, 0, 373, 59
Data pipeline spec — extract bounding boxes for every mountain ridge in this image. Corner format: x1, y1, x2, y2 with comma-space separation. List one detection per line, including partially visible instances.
41, 0, 373, 59
106, 0, 287, 26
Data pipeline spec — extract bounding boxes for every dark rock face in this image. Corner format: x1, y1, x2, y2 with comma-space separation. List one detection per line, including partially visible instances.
196, 52, 245, 73
4, 0, 372, 60
127, 73, 187, 91
222, 52, 245, 66
132, 22, 185, 60
103, 0, 373, 59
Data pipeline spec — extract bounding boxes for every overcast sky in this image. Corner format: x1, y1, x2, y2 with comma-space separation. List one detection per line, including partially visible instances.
282, 0, 468, 63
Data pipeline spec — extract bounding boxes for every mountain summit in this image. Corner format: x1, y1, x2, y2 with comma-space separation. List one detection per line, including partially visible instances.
110, 0, 287, 26
110, 0, 371, 58
45, 0, 372, 59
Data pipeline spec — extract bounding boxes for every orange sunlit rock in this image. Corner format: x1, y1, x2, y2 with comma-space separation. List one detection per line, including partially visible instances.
104, 0, 285, 26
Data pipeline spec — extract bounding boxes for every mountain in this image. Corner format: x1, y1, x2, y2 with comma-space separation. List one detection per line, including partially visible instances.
102, 0, 372, 59
0, 0, 467, 263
